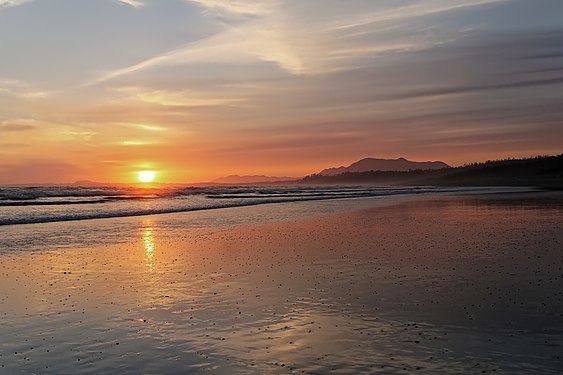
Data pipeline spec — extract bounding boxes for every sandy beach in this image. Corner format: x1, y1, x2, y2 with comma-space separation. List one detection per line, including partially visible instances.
1, 191, 562, 374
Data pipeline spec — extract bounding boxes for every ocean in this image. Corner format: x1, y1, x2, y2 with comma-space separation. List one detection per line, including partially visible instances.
0, 185, 499, 226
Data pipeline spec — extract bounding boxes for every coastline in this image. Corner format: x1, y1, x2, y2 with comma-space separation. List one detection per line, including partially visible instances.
1, 190, 562, 374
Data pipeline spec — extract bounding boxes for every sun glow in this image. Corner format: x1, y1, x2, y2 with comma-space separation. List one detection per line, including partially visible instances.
138, 170, 156, 183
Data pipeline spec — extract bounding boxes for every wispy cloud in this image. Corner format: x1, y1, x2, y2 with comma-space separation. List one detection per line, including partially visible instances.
0, 78, 54, 98
392, 77, 563, 101
129, 123, 167, 132
87, 0, 506, 86
0, 78, 27, 91
120, 139, 157, 146
115, 86, 245, 107
0, 122, 36, 132
136, 90, 243, 107
0, 0, 31, 9
59, 130, 97, 141
85, 23, 308, 85
326, 0, 506, 31
186, 0, 281, 17
118, 0, 144, 8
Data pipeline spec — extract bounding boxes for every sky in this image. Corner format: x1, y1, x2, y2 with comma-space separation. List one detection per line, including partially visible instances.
0, 0, 562, 184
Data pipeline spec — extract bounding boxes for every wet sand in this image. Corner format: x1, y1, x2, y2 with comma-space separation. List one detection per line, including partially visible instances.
1, 192, 562, 374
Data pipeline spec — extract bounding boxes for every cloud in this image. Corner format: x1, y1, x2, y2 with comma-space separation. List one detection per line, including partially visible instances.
58, 130, 97, 141
120, 140, 155, 146
85, 22, 308, 85
0, 0, 31, 9
87, 0, 507, 86
326, 0, 506, 31
0, 122, 36, 132
392, 77, 563, 100
122, 87, 245, 107
118, 0, 144, 7
0, 77, 54, 98
0, 78, 26, 92
186, 0, 281, 17
129, 123, 167, 132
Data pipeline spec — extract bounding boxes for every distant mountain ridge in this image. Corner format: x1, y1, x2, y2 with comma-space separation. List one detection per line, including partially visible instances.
303, 154, 563, 187
213, 175, 298, 184
319, 157, 449, 176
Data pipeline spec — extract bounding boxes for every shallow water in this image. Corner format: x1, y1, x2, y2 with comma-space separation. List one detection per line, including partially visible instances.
0, 193, 562, 374
0, 185, 509, 225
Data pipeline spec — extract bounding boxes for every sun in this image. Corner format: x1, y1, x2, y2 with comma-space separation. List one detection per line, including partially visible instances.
138, 170, 156, 183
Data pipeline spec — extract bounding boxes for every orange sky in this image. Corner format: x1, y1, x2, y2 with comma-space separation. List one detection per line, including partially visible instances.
1, 0, 562, 184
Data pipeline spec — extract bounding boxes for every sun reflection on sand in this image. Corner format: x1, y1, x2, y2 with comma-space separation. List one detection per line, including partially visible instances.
141, 219, 156, 271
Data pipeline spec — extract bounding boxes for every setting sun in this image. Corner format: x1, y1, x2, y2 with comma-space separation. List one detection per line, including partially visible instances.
138, 170, 156, 183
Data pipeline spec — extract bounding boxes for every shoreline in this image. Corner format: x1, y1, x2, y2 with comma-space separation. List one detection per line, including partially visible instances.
0, 186, 541, 228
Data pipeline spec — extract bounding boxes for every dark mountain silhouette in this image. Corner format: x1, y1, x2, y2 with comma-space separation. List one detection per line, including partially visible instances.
213, 175, 298, 184
303, 154, 563, 187
319, 157, 449, 176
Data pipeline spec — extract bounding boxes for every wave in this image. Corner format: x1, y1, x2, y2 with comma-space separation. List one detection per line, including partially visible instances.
0, 194, 372, 226
0, 199, 110, 207
0, 186, 501, 226
0, 185, 433, 203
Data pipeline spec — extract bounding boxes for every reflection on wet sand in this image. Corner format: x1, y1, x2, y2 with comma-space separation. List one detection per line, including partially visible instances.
0, 193, 562, 374
142, 219, 156, 271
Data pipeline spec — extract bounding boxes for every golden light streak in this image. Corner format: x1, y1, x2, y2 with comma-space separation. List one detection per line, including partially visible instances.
142, 220, 156, 271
